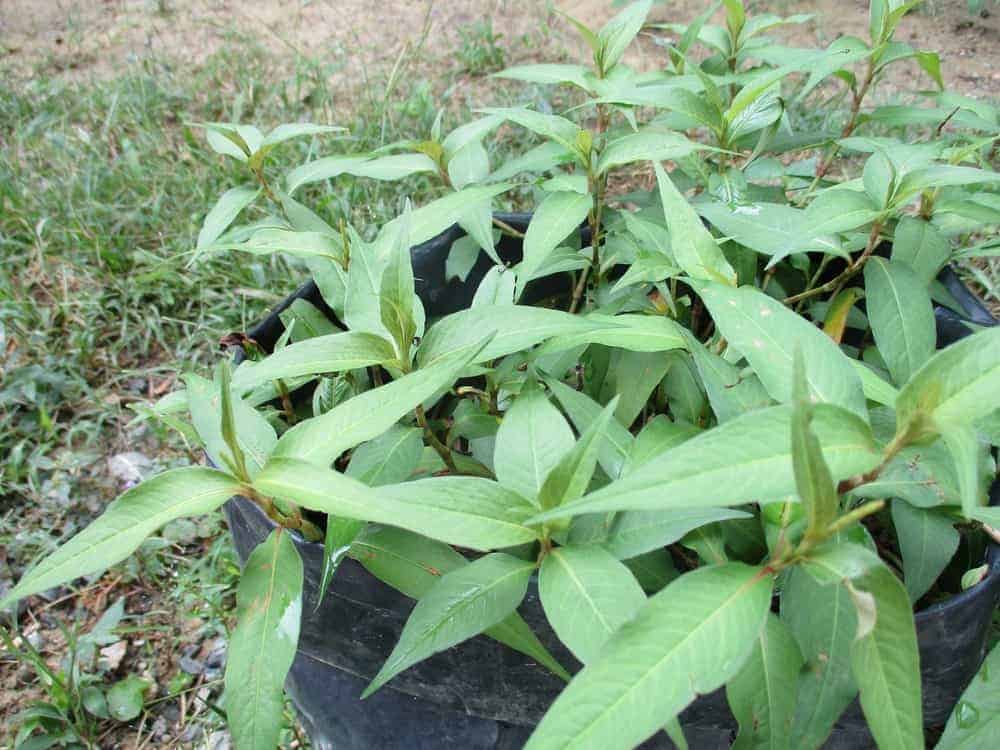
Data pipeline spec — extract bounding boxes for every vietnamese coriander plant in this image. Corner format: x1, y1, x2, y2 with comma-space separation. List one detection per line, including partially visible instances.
4, 1, 1000, 748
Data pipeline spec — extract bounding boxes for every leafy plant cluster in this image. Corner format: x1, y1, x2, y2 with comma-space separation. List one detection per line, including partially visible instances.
5, 1, 1000, 749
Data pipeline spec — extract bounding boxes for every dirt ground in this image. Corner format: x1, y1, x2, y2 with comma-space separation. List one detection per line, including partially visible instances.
3, 0, 1000, 95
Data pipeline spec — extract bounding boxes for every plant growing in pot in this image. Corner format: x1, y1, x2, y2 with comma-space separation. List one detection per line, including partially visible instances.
4, 1, 1000, 748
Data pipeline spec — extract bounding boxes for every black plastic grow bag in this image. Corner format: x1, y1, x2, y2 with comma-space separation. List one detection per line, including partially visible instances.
223, 214, 1000, 749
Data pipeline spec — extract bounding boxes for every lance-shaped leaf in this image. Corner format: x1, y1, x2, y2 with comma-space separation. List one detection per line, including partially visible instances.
847, 565, 923, 750
287, 153, 438, 193
495, 385, 576, 505
416, 306, 617, 367
524, 563, 774, 750
892, 164, 1000, 206
262, 123, 344, 147
538, 399, 618, 510
781, 569, 859, 749
494, 63, 593, 91
596, 130, 705, 174
864, 258, 935, 386
184, 373, 277, 479
698, 201, 847, 262
726, 613, 804, 750
655, 163, 737, 286
379, 210, 419, 362
891, 216, 950, 284
896, 327, 1000, 438
350, 526, 569, 680
597, 0, 653, 73
0, 468, 242, 609
937, 640, 1000, 749
686, 334, 771, 422
255, 460, 538, 550
539, 545, 645, 665
941, 424, 990, 518
791, 352, 840, 539
231, 332, 396, 394
197, 185, 260, 249
546, 378, 634, 480
274, 337, 487, 466
891, 500, 959, 604
363, 553, 535, 696
478, 107, 583, 153
529, 404, 879, 523
225, 529, 303, 750
851, 360, 899, 407
698, 282, 867, 418
516, 190, 591, 300
533, 314, 686, 356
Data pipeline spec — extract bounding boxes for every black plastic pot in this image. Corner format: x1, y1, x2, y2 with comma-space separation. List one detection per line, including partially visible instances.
223, 214, 1000, 749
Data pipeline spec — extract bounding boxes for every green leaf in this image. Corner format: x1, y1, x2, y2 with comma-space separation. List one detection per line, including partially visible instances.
197, 186, 260, 249
478, 107, 582, 153
791, 354, 840, 539
106, 676, 150, 721
534, 314, 686, 357
546, 377, 634, 480
803, 189, 882, 237
941, 424, 990, 518
891, 216, 950, 285
489, 141, 576, 182
346, 426, 424, 486
781, 569, 859, 749
447, 140, 490, 190
278, 299, 341, 342
698, 201, 847, 263
896, 327, 1000, 437
350, 526, 569, 680
517, 191, 592, 299
231, 331, 396, 394
225, 529, 303, 750
255, 459, 538, 550
655, 163, 737, 286
726, 614, 803, 750
494, 64, 593, 91
682, 523, 728, 564
524, 563, 774, 750
209, 228, 344, 261
286, 153, 437, 193
893, 165, 1000, 206
621, 415, 700, 476
316, 515, 364, 610
596, 131, 705, 174
539, 399, 619, 510
864, 258, 935, 386
529, 404, 879, 523
609, 350, 672, 428
183, 373, 277, 479
848, 564, 923, 750
495, 385, 575, 504
891, 500, 959, 603
379, 211, 419, 362
262, 123, 344, 147
698, 283, 868, 418
862, 150, 897, 208
851, 360, 899, 407
416, 306, 615, 367
623, 549, 677, 593
363, 553, 534, 696
0, 468, 241, 609
937, 640, 1000, 749
597, 0, 653, 73
686, 335, 771, 422
274, 337, 486, 466
573, 507, 750, 560
539, 545, 646, 664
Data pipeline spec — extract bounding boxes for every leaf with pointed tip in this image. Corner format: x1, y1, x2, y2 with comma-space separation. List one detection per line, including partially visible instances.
350, 526, 569, 680
941, 424, 991, 518
937, 640, 1000, 749
891, 500, 959, 604
225, 529, 303, 750
363, 553, 535, 696
655, 163, 736, 285
597, 131, 705, 174
197, 186, 260, 250
539, 399, 618, 510
726, 614, 803, 750
699, 282, 867, 418
184, 374, 276, 478
416, 306, 616, 367
529, 404, 879, 523
893, 164, 1000, 206
791, 354, 840, 539
597, 0, 653, 73
495, 386, 576, 504
263, 123, 344, 147
864, 258, 935, 386
255, 459, 538, 550
517, 191, 592, 299
524, 563, 774, 750
686, 336, 771, 422
891, 216, 950, 284
494, 64, 593, 91
539, 546, 645, 664
546, 378, 634, 481
896, 327, 1000, 438
534, 314, 686, 356
274, 338, 486, 466
287, 153, 437, 193
0, 468, 242, 609
478, 107, 582, 152
698, 201, 847, 262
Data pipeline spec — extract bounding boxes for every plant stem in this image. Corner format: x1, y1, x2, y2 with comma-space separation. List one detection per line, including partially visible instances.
569, 104, 610, 315
824, 499, 886, 537
492, 216, 525, 238
416, 403, 458, 474
783, 221, 882, 305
